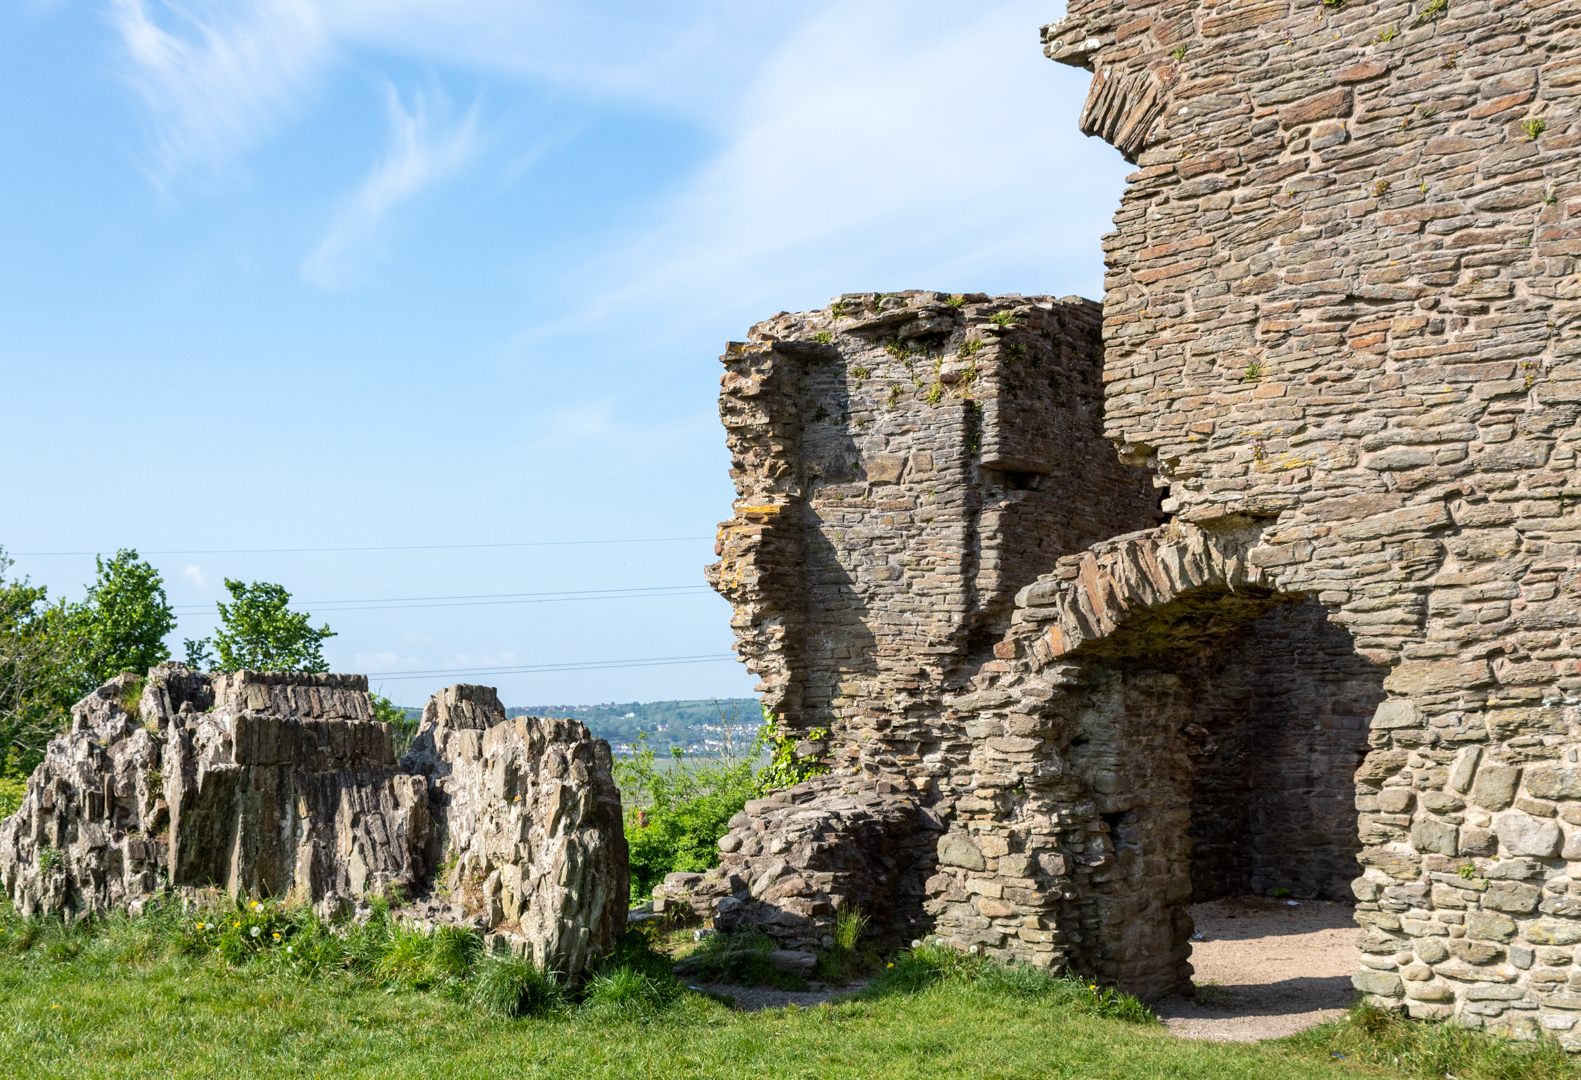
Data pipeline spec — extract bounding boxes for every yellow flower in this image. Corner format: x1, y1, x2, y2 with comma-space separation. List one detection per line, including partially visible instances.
887, 963, 894, 968
272, 932, 281, 939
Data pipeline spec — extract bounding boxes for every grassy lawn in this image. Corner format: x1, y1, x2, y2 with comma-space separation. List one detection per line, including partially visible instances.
3, 960, 1377, 1080
2, 902, 1576, 1080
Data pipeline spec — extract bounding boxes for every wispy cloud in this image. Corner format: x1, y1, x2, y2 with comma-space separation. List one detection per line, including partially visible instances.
108, 0, 331, 177
182, 563, 209, 590
301, 85, 480, 289
528, 0, 1128, 337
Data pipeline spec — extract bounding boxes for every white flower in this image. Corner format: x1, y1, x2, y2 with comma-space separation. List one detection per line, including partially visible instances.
910, 939, 922, 949
250, 926, 261, 938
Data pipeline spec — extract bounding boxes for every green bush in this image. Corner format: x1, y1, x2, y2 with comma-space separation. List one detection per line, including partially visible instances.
616, 710, 830, 905
0, 772, 26, 820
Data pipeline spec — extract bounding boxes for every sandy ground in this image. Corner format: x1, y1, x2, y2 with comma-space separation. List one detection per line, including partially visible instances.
1154, 894, 1360, 1042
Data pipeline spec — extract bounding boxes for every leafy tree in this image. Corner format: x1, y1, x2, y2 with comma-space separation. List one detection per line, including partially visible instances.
67, 550, 175, 688
0, 550, 77, 778
200, 579, 336, 673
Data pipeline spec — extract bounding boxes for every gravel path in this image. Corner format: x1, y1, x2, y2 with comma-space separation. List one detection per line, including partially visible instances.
1153, 894, 1360, 1042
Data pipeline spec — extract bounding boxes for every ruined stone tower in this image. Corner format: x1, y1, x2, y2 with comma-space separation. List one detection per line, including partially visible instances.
683, 0, 1581, 1041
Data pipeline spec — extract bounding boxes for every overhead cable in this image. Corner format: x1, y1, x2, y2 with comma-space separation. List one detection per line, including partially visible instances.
363, 653, 738, 682
170, 584, 715, 615
15, 535, 713, 557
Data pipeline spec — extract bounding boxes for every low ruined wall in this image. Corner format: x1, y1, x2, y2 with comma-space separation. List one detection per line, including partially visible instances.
1, 670, 626, 982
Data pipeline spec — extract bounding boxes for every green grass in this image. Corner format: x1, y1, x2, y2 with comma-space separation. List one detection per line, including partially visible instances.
3, 903, 1577, 1079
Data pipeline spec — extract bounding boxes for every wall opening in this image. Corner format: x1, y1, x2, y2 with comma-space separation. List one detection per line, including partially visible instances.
1066, 593, 1384, 998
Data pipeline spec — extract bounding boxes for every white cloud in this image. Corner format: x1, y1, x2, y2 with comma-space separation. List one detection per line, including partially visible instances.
529, 0, 1128, 335
108, 0, 332, 177
300, 85, 480, 289
182, 563, 209, 589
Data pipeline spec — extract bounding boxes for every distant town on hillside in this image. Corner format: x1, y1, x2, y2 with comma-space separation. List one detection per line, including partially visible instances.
502, 698, 763, 757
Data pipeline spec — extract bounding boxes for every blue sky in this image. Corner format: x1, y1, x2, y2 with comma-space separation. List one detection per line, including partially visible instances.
0, 0, 1129, 708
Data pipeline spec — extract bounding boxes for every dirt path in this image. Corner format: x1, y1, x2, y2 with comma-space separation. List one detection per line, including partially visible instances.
1153, 894, 1360, 1042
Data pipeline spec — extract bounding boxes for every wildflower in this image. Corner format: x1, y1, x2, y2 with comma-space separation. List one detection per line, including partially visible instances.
252, 902, 263, 912
196, 922, 205, 930
887, 963, 894, 968
272, 932, 281, 939
286, 946, 294, 954
233, 922, 241, 929
51, 1005, 60, 1010
251, 926, 262, 938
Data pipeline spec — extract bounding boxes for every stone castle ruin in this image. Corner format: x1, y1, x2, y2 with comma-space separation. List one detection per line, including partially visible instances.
3, 0, 1579, 1041
0, 667, 628, 981
670, 0, 1581, 1042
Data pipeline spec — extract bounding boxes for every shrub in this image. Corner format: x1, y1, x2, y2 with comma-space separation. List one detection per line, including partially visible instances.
616, 712, 828, 905
617, 741, 759, 905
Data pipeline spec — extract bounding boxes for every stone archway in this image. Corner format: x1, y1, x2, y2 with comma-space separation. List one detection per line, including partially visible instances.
927, 521, 1385, 999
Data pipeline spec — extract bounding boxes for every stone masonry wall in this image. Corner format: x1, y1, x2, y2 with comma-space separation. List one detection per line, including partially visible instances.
706, 291, 1163, 777
1033, 0, 1581, 1035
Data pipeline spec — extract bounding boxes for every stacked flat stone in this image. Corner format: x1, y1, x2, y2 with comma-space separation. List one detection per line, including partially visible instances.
702, 0, 1581, 1037
1, 671, 626, 983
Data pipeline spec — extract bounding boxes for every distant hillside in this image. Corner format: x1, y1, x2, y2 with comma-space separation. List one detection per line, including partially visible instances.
505, 698, 762, 757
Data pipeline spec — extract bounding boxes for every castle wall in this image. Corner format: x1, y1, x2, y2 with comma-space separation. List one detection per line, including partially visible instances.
1025, 0, 1581, 1032
706, 291, 1163, 776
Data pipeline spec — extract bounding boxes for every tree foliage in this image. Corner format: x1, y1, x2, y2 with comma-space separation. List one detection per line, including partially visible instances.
66, 550, 175, 688
195, 579, 336, 673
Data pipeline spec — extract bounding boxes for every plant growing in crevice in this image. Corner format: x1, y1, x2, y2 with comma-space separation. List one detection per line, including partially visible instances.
1415, 0, 1447, 22
814, 331, 832, 345
1374, 24, 1398, 42
989, 310, 1021, 328
884, 340, 912, 360
887, 385, 902, 408
1170, 44, 1187, 61
1522, 117, 1546, 141
924, 382, 945, 406
830, 301, 848, 319
1243, 358, 1263, 381
958, 339, 982, 358
945, 295, 967, 309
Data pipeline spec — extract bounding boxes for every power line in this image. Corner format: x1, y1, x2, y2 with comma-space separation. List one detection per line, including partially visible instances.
13, 536, 713, 557
170, 585, 715, 616
364, 653, 738, 682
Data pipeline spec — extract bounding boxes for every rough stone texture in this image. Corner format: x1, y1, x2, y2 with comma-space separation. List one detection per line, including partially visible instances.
700, 0, 1581, 1029
403, 684, 630, 975
2, 671, 626, 982
706, 293, 1164, 768
0, 673, 168, 916
165, 670, 428, 910
653, 775, 942, 956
